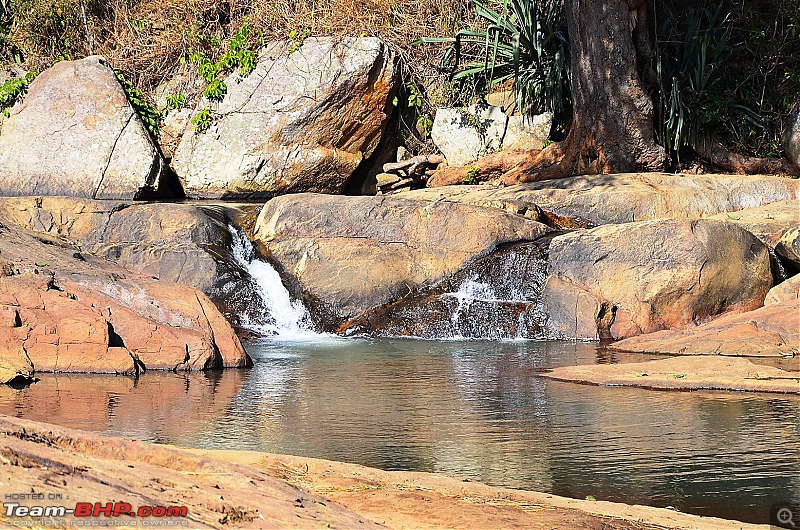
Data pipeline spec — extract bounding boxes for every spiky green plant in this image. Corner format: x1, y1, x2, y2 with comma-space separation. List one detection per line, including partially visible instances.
653, 4, 762, 160
418, 0, 571, 136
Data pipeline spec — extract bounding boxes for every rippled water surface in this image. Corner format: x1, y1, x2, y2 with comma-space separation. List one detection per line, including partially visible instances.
1, 338, 798, 524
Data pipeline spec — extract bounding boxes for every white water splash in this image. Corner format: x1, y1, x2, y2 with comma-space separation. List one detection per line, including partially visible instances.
446, 278, 497, 327
228, 225, 322, 340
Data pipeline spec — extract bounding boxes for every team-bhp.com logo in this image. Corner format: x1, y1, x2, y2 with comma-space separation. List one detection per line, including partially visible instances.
4, 502, 189, 526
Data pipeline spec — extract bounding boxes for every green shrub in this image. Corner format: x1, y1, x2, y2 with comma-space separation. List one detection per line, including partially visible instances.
418, 0, 571, 137
652, 4, 761, 160
114, 69, 161, 138
187, 22, 259, 132
0, 71, 34, 115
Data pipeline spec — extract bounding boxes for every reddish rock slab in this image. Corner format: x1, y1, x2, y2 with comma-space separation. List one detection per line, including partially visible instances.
540, 356, 799, 394
610, 299, 800, 358
0, 222, 250, 378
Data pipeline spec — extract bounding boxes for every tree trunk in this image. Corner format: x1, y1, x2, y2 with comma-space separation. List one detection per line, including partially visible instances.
506, 0, 668, 183
429, 0, 670, 187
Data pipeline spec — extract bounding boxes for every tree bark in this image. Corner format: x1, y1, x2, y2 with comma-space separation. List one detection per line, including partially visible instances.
430, 0, 670, 187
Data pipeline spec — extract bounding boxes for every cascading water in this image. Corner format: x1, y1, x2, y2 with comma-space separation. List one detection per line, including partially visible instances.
343, 240, 555, 340
227, 225, 318, 339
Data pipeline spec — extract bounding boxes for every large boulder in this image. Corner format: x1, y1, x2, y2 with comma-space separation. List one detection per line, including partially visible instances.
0, 222, 250, 375
785, 103, 800, 171
610, 299, 800, 358
542, 219, 773, 340
0, 56, 168, 199
411, 173, 800, 227
0, 197, 269, 326
254, 194, 551, 325
173, 38, 399, 199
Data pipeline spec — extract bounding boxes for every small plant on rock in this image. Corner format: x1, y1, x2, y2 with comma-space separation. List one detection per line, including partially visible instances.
188, 22, 260, 132
462, 166, 480, 184
0, 71, 34, 116
114, 69, 161, 138
190, 108, 212, 133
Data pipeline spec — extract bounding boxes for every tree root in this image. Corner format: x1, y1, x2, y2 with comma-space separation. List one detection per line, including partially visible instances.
427, 144, 570, 187
697, 142, 800, 177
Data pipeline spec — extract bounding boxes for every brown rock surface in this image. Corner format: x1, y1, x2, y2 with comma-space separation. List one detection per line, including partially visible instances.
0, 197, 269, 326
542, 219, 773, 340
254, 194, 551, 324
540, 356, 799, 393
707, 200, 800, 247
0, 56, 168, 199
0, 415, 383, 528
0, 222, 249, 375
407, 173, 800, 226
610, 298, 800, 358
765, 274, 800, 305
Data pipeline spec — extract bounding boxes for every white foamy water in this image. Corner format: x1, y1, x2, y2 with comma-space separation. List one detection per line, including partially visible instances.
446, 278, 497, 327
228, 225, 324, 340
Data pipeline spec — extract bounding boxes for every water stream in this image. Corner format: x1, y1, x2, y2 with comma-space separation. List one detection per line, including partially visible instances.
0, 340, 797, 525
1, 230, 796, 525
227, 225, 319, 339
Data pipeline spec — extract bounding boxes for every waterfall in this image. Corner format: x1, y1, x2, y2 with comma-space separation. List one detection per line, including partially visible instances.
345, 242, 553, 340
228, 225, 319, 339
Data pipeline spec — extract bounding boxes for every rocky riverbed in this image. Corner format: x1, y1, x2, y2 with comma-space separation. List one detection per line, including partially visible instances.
0, 43, 798, 527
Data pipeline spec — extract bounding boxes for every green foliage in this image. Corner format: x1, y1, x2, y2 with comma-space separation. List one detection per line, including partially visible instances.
652, 0, 800, 159
416, 115, 433, 137
462, 166, 480, 184
404, 82, 434, 137
164, 93, 185, 114
418, 0, 571, 137
191, 108, 212, 132
188, 22, 259, 132
406, 82, 425, 108
114, 69, 161, 138
203, 78, 227, 101
288, 26, 312, 54
0, 0, 22, 62
652, 4, 760, 160
0, 70, 34, 115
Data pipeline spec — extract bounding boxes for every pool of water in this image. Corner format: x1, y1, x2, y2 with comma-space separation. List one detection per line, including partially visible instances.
0, 338, 798, 524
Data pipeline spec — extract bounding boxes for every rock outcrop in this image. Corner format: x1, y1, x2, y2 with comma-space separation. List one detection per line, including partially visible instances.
411, 173, 800, 226
708, 200, 800, 247
173, 38, 399, 199
254, 194, 550, 325
0, 56, 168, 199
776, 226, 800, 268
0, 197, 270, 326
610, 298, 799, 358
541, 356, 799, 393
542, 219, 773, 340
431, 104, 551, 166
0, 222, 250, 378
765, 274, 800, 305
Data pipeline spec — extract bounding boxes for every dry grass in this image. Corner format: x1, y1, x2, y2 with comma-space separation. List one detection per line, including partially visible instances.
3, 0, 476, 98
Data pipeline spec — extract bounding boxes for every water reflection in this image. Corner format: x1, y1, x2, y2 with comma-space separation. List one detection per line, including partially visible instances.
0, 338, 797, 524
